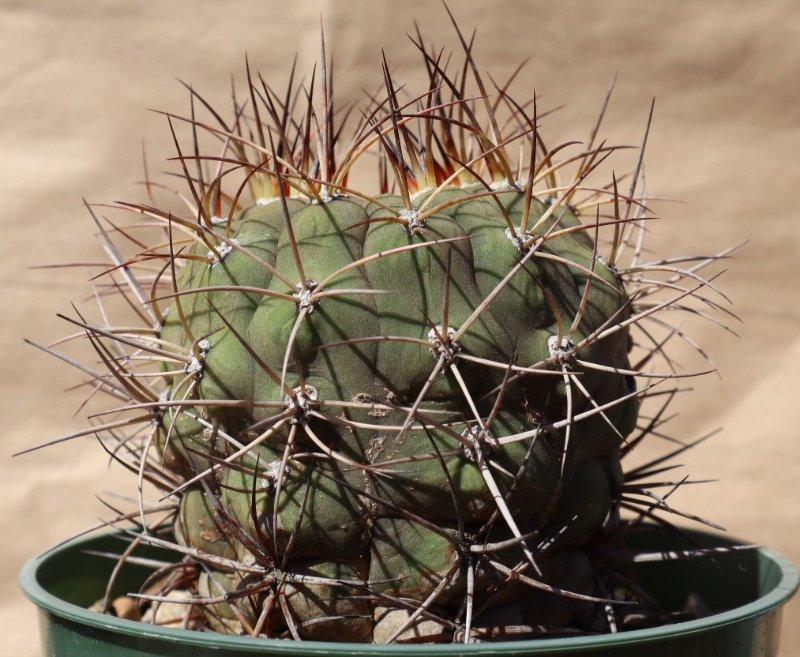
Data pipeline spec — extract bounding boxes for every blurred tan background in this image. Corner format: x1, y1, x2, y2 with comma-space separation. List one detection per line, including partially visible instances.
2, 0, 798, 654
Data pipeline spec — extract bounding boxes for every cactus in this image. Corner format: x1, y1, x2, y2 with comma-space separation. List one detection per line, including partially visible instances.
25, 10, 735, 645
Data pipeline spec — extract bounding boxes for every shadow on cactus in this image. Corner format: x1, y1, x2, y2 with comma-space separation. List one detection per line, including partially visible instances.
22, 11, 742, 645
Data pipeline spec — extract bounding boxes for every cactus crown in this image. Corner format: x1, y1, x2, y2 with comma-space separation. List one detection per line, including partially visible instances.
24, 9, 735, 645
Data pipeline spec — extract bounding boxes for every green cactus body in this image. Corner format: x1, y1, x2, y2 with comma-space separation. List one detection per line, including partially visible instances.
154, 184, 636, 640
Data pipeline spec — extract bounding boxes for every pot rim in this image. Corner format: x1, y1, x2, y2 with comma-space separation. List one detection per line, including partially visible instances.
20, 530, 799, 655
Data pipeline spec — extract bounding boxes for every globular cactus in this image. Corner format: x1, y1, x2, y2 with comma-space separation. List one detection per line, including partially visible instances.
158, 182, 636, 641
27, 11, 733, 645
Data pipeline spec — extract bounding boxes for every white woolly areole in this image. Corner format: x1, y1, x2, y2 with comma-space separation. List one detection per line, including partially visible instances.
311, 190, 343, 205
547, 335, 572, 356
595, 253, 619, 275
293, 279, 319, 312
504, 226, 533, 251
460, 425, 497, 462
548, 335, 576, 370
207, 239, 238, 267
490, 180, 521, 193
260, 460, 286, 489
428, 325, 457, 348
285, 385, 319, 416
428, 324, 460, 363
185, 339, 212, 375
400, 207, 424, 234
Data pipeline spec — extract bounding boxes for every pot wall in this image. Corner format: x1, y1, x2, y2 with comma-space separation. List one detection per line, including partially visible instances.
21, 528, 799, 656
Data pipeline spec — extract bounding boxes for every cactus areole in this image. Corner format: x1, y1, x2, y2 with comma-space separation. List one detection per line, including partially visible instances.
28, 12, 738, 646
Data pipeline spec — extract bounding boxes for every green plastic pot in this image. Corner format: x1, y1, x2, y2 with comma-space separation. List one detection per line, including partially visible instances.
21, 527, 797, 656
